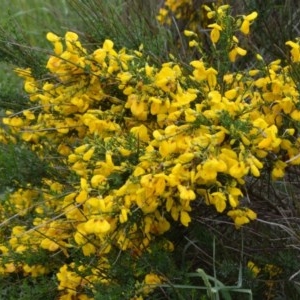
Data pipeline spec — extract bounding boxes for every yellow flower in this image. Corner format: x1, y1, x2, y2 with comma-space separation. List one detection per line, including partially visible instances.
76, 190, 88, 203
190, 60, 207, 81
130, 99, 147, 120
84, 218, 111, 234
206, 67, 218, 88
229, 46, 247, 62
227, 187, 242, 208
258, 125, 281, 150
57, 264, 82, 294
142, 273, 164, 295
155, 65, 179, 92
271, 160, 287, 180
240, 11, 258, 35
247, 261, 261, 277
40, 238, 60, 252
46, 32, 60, 42
91, 174, 106, 188
82, 147, 95, 161
227, 208, 257, 228
209, 192, 227, 213
184, 30, 196, 37
286, 40, 300, 62
130, 124, 150, 142
208, 23, 222, 44
180, 211, 191, 227
197, 158, 227, 182
229, 161, 249, 179
291, 109, 300, 121
225, 88, 237, 100
178, 185, 196, 201
4, 117, 24, 127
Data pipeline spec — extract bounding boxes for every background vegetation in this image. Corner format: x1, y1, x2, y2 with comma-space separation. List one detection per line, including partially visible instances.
0, 1, 299, 299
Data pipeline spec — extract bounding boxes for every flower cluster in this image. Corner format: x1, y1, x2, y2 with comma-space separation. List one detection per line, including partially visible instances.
0, 3, 300, 299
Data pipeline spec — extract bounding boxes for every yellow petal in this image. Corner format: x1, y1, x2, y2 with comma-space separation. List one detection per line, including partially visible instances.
210, 28, 220, 43
91, 174, 106, 188
83, 147, 95, 161
180, 211, 191, 227
240, 20, 250, 35
85, 218, 111, 234
46, 32, 60, 42
245, 11, 258, 21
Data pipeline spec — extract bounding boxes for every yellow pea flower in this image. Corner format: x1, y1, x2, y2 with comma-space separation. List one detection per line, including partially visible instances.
286, 40, 300, 62
153, 175, 167, 196
76, 190, 88, 203
271, 160, 287, 179
205, 67, 218, 88
130, 124, 150, 142
130, 100, 147, 120
82, 243, 96, 256
190, 60, 207, 81
40, 238, 60, 252
10, 117, 24, 127
247, 261, 261, 277
227, 208, 257, 228
82, 147, 95, 161
75, 144, 89, 154
46, 32, 60, 42
178, 185, 196, 201
84, 218, 111, 234
143, 273, 164, 295
24, 81, 37, 94
91, 174, 106, 188
189, 40, 198, 47
229, 46, 247, 62
208, 23, 222, 44
225, 88, 237, 100
53, 41, 63, 55
155, 216, 171, 234
184, 30, 196, 37
3, 262, 16, 273
240, 11, 258, 35
180, 211, 191, 227
250, 164, 260, 177
227, 187, 242, 208
119, 207, 129, 223
291, 109, 300, 121
210, 192, 227, 213
229, 161, 249, 179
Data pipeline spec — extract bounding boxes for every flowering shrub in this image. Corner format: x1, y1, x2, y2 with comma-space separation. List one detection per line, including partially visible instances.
0, 3, 300, 299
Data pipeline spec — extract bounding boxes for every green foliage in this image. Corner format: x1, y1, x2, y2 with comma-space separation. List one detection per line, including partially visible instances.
0, 143, 47, 191
0, 275, 57, 300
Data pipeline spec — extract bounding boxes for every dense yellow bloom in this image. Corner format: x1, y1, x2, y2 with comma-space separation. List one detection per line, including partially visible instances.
2, 5, 300, 297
